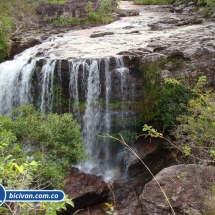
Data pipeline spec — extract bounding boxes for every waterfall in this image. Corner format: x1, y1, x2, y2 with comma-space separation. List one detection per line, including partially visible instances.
0, 53, 136, 181
40, 60, 56, 114
103, 57, 111, 161
56, 60, 62, 115
68, 57, 136, 181
0, 58, 35, 115
83, 60, 101, 158
69, 60, 89, 123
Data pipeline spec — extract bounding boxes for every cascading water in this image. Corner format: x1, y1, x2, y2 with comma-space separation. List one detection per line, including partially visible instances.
0, 52, 137, 181
40, 60, 56, 114
68, 57, 136, 181
0, 51, 36, 115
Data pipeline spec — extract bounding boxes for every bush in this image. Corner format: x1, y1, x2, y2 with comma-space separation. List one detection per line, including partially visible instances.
0, 104, 83, 214
139, 59, 194, 129
85, 0, 114, 24
172, 90, 215, 162
2, 105, 86, 189
143, 76, 215, 164
53, 15, 80, 26
141, 76, 215, 163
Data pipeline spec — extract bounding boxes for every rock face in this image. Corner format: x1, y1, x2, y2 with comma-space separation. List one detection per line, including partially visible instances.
62, 167, 109, 214
147, 15, 203, 30
140, 164, 215, 215
140, 24, 215, 88
110, 137, 175, 215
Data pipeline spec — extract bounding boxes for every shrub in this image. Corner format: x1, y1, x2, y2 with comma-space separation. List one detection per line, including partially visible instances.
139, 59, 194, 129
85, 0, 114, 24
53, 15, 80, 26
8, 105, 86, 189
0, 111, 77, 214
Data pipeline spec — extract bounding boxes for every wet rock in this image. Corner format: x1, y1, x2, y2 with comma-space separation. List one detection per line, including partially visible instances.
90, 31, 114, 38
211, 12, 215, 22
122, 26, 135, 29
175, 16, 203, 26
140, 164, 215, 215
147, 22, 160, 29
62, 167, 109, 214
126, 30, 140, 34
126, 137, 171, 177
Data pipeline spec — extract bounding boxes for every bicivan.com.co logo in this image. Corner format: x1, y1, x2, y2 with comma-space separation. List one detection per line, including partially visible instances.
0, 184, 65, 206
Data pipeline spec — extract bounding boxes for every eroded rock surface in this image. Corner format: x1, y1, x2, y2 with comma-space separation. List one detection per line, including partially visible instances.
140, 164, 215, 215
145, 24, 215, 86
62, 167, 109, 214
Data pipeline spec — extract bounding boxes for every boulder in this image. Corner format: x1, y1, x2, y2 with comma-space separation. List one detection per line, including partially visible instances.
140, 164, 215, 215
61, 167, 109, 214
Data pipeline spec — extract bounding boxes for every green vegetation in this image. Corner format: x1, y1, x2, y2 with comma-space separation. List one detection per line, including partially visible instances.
204, 185, 215, 215
140, 82, 215, 213
10, 105, 86, 188
53, 15, 80, 26
138, 57, 203, 129
0, 105, 86, 213
84, 0, 115, 24
0, 0, 38, 62
0, 1, 13, 62
141, 75, 215, 164
138, 59, 165, 127
46, 0, 116, 27
0, 105, 84, 213
171, 77, 215, 162
197, 0, 215, 17
197, 0, 215, 6
134, 0, 215, 6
